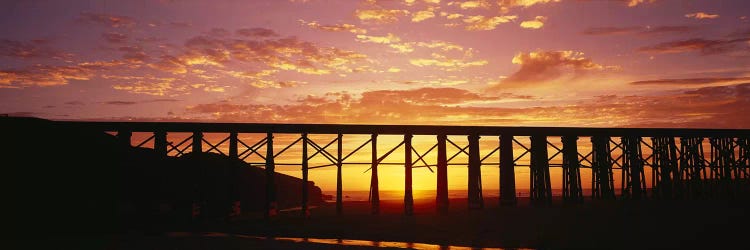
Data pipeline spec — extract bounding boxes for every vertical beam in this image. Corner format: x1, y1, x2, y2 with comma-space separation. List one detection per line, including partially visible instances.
301, 133, 309, 217
651, 137, 677, 199
467, 134, 483, 209
154, 131, 167, 156
116, 130, 131, 147
499, 135, 517, 206
591, 136, 615, 199
436, 134, 449, 213
229, 132, 238, 159
265, 132, 276, 218
679, 137, 705, 199
621, 136, 645, 200
370, 134, 380, 215
562, 136, 583, 203
709, 137, 735, 197
337, 133, 343, 215
404, 134, 414, 216
530, 135, 552, 205
192, 131, 203, 154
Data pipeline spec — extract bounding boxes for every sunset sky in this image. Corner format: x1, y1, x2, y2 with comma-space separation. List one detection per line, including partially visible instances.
2, 0, 749, 192
2, 0, 748, 128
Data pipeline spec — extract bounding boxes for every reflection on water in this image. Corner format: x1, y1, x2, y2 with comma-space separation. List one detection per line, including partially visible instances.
167, 232, 532, 250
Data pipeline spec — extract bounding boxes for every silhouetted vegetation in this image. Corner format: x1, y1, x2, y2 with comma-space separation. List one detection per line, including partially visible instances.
1, 117, 323, 234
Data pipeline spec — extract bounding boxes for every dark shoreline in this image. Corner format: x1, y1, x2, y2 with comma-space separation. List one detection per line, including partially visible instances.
64, 197, 748, 249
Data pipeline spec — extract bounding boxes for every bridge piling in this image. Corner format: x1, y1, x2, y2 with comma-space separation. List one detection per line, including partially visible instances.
302, 133, 309, 217
265, 132, 277, 218
436, 134, 449, 213
562, 136, 583, 203
116, 130, 131, 147
530, 135, 552, 205
468, 134, 483, 209
591, 136, 615, 199
405, 134, 414, 216
679, 137, 705, 199
229, 132, 238, 158
499, 135, 516, 206
337, 133, 343, 215
370, 134, 379, 215
192, 131, 202, 154
154, 131, 167, 156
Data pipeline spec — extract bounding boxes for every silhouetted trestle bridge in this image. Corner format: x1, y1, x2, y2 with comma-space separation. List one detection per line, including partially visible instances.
60, 121, 750, 217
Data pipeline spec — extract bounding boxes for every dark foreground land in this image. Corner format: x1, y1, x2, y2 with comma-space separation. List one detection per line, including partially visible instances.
29, 197, 750, 249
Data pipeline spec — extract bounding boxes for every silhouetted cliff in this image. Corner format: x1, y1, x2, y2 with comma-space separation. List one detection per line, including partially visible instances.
1, 117, 323, 233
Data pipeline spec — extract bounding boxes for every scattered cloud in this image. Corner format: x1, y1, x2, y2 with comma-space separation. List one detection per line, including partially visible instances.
298, 20, 366, 34
623, 0, 657, 7
497, 0, 561, 8
463, 15, 517, 31
638, 38, 750, 55
582, 25, 696, 36
685, 12, 719, 19
102, 32, 128, 43
105, 101, 138, 105
231, 28, 272, 38
494, 50, 611, 88
356, 33, 401, 44
409, 53, 488, 71
355, 9, 410, 23
520, 16, 547, 29
629, 77, 750, 85
0, 61, 124, 87
412, 9, 436, 22
458, 0, 491, 9
77, 12, 135, 28
0, 39, 70, 59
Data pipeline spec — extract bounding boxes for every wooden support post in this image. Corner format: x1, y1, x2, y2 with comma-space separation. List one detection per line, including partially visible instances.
265, 132, 277, 218
500, 135, 517, 206
154, 131, 167, 156
562, 136, 583, 203
591, 136, 615, 199
622, 136, 645, 200
530, 135, 552, 205
229, 132, 238, 159
468, 134, 483, 209
116, 130, 131, 147
404, 134, 414, 216
436, 134, 449, 213
337, 133, 343, 215
302, 133, 309, 217
192, 131, 202, 154
370, 134, 380, 215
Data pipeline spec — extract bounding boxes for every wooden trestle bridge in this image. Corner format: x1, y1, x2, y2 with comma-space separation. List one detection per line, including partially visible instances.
58, 121, 750, 216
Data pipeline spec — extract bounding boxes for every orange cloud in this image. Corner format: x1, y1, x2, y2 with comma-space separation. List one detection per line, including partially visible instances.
102, 32, 128, 43
685, 12, 720, 19
582, 26, 696, 36
183, 83, 750, 128
458, 0, 491, 9
638, 38, 750, 54
409, 53, 488, 71
355, 9, 410, 23
629, 77, 750, 86
356, 33, 401, 44
520, 16, 547, 29
412, 9, 436, 22
235, 28, 279, 37
624, 0, 657, 7
1, 61, 125, 87
497, 0, 560, 8
494, 50, 610, 88
0, 39, 70, 60
77, 12, 135, 28
463, 15, 517, 31
298, 20, 367, 34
